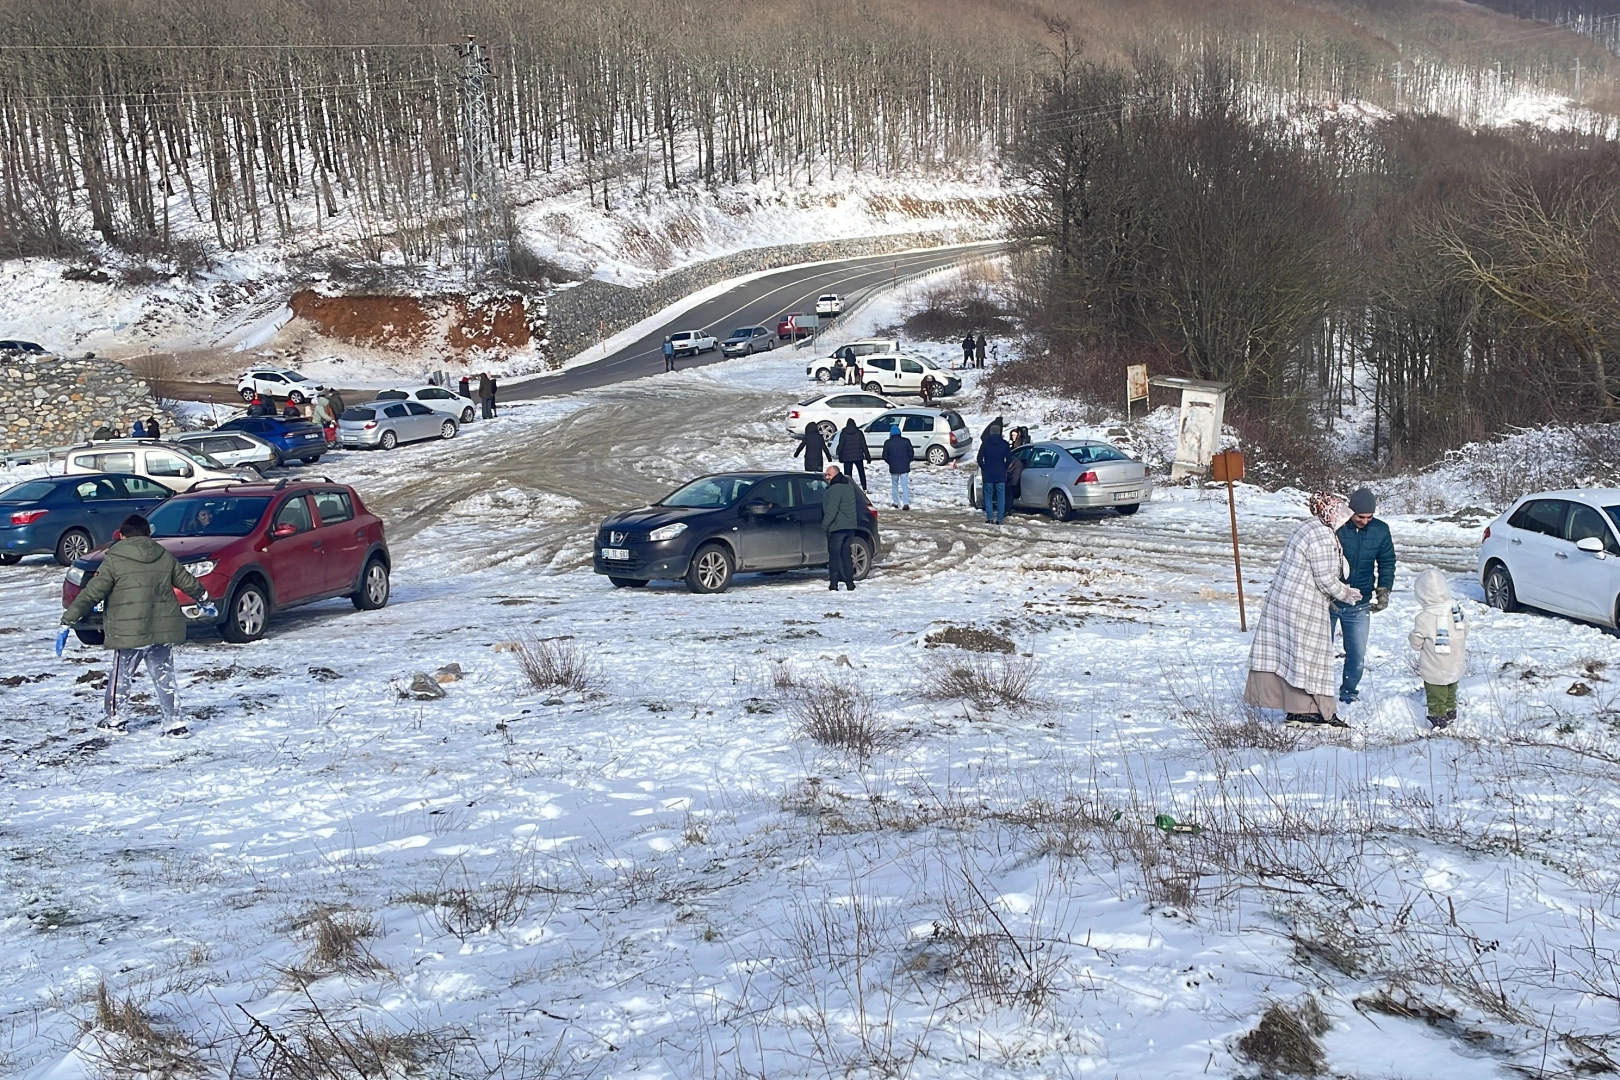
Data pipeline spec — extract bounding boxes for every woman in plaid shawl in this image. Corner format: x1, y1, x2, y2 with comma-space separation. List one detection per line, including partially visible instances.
1245, 493, 1364, 725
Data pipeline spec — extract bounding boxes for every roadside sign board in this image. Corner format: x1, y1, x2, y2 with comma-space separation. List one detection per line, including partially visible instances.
1126, 364, 1149, 412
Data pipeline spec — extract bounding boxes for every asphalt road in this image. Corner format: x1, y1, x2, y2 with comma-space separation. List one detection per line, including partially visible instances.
505, 242, 1004, 400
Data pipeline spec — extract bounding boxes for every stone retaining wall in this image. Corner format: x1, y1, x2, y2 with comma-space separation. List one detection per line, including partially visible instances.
1, 356, 158, 452
544, 228, 992, 364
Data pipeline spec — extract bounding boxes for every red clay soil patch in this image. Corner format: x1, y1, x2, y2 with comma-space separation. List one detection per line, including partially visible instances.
289, 291, 532, 352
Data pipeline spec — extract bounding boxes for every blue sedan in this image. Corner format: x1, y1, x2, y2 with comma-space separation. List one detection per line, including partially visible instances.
215, 415, 329, 464
0, 473, 173, 565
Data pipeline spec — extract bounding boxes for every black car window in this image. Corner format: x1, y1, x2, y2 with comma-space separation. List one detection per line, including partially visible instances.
275, 496, 314, 534
1029, 448, 1061, 469
74, 477, 122, 501
1566, 504, 1620, 552
342, 407, 376, 421
0, 480, 59, 501
869, 357, 896, 372
1070, 443, 1129, 463
900, 358, 924, 374
150, 496, 269, 537
660, 476, 754, 508
752, 327, 768, 337
405, 402, 434, 416
856, 395, 889, 408
867, 413, 900, 433
944, 411, 966, 430
746, 477, 795, 510
826, 396, 859, 407
261, 372, 286, 383
375, 390, 408, 400
118, 476, 172, 499
1517, 499, 1568, 538
384, 403, 410, 419
903, 415, 933, 432
312, 489, 354, 525
795, 477, 827, 506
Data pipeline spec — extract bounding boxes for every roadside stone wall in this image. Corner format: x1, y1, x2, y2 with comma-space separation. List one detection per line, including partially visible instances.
544, 228, 992, 364
0, 355, 158, 452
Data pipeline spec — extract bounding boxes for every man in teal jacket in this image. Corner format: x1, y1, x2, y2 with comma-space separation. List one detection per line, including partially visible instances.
61, 514, 209, 735
1334, 487, 1396, 704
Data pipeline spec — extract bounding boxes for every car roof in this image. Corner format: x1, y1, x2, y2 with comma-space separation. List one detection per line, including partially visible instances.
169, 477, 345, 497
69, 439, 192, 450
1513, 489, 1620, 504
876, 406, 949, 415
1049, 440, 1119, 448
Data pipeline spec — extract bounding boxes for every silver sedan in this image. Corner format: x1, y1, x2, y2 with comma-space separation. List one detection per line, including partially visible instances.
339, 400, 457, 450
970, 440, 1152, 519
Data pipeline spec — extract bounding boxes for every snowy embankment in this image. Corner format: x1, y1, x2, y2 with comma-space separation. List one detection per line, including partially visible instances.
2, 285, 1619, 1079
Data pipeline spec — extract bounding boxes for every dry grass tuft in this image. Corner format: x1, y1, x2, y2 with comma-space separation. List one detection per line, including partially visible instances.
234, 995, 437, 1080
280, 908, 384, 985
1236, 997, 1329, 1076
513, 636, 598, 694
923, 654, 1042, 711
786, 676, 894, 761
89, 982, 200, 1079
401, 861, 538, 942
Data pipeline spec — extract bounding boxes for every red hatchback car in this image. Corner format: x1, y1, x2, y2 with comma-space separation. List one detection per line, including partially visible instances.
62, 478, 391, 644
775, 312, 815, 340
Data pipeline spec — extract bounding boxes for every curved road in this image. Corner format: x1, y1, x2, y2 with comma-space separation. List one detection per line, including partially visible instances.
506, 242, 1004, 399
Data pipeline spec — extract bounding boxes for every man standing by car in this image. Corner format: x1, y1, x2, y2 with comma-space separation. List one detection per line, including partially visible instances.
793, 422, 828, 473
883, 422, 913, 510
488, 375, 499, 416
821, 465, 858, 592
60, 514, 209, 737
977, 421, 1012, 524
1334, 487, 1396, 706
478, 373, 493, 420
663, 337, 676, 372
837, 418, 871, 490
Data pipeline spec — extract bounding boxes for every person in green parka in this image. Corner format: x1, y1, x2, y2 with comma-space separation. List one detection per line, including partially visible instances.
61, 514, 210, 736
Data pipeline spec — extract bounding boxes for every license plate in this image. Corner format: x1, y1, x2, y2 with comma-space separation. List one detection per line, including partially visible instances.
602, 548, 631, 561
303, 433, 320, 440
1113, 490, 1140, 502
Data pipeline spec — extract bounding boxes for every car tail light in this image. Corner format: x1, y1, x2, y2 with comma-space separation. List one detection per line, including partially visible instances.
364, 422, 377, 430
789, 409, 801, 419
10, 509, 47, 525
1482, 525, 1491, 542
1077, 470, 1099, 484
949, 431, 959, 445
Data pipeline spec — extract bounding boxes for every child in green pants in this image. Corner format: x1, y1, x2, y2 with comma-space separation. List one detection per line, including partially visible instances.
1409, 569, 1467, 729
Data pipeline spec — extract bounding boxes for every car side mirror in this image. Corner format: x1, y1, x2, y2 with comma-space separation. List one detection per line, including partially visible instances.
272, 522, 298, 538
743, 500, 768, 517
180, 465, 194, 478
1577, 536, 1606, 555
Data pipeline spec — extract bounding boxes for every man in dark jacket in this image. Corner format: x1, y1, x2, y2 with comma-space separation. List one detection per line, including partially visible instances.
820, 465, 859, 591
477, 373, 493, 420
978, 424, 1012, 524
458, 375, 471, 398
488, 376, 499, 416
61, 514, 209, 736
836, 418, 871, 490
793, 423, 828, 473
882, 423, 912, 510
1334, 487, 1396, 705
962, 333, 976, 367
975, 332, 987, 367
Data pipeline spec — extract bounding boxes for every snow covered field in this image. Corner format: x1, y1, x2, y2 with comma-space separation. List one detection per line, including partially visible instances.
3, 292, 1620, 1079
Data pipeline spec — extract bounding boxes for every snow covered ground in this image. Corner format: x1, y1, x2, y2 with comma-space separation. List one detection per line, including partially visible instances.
3, 287, 1620, 1079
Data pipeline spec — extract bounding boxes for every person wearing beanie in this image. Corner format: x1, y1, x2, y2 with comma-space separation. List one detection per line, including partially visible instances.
1333, 486, 1396, 706
882, 422, 913, 510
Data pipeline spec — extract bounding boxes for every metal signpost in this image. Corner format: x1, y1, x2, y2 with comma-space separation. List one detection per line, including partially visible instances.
1211, 448, 1247, 631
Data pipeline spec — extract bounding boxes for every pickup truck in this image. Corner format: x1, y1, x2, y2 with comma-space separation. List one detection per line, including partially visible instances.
668, 329, 717, 356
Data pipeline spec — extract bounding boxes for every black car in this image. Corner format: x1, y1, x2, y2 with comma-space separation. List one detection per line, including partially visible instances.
593, 471, 880, 593
0, 473, 172, 565
720, 326, 775, 357
0, 340, 45, 355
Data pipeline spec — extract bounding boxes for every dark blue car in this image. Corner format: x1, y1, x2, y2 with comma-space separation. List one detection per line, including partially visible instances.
215, 416, 328, 464
0, 473, 173, 565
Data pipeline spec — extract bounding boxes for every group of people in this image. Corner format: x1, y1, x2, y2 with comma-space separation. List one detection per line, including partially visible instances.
1247, 488, 1463, 729
972, 416, 1030, 524
458, 373, 500, 419
92, 415, 164, 440
961, 332, 988, 369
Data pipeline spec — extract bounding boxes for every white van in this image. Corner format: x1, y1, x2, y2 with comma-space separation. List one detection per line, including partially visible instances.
848, 351, 963, 397
807, 338, 901, 382
62, 440, 254, 493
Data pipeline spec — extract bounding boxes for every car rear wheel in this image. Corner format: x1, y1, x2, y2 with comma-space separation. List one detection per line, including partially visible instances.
461, 407, 474, 423
849, 536, 874, 580
352, 559, 390, 610
288, 390, 307, 404
862, 381, 883, 394
818, 420, 838, 442
1484, 564, 1519, 613
299, 455, 321, 465
685, 543, 734, 594
379, 430, 398, 450
239, 387, 256, 402
609, 576, 649, 588
74, 627, 104, 645
1116, 503, 1140, 516
220, 582, 269, 643
55, 528, 92, 566
0, 552, 19, 565
926, 444, 950, 466
815, 368, 830, 383
1049, 490, 1072, 522
440, 419, 457, 440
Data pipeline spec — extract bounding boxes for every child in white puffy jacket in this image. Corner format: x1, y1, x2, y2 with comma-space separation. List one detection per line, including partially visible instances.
1409, 569, 1467, 729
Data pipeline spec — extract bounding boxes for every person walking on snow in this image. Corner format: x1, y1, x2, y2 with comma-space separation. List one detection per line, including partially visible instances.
977, 419, 1011, 524
820, 465, 859, 592
793, 422, 829, 473
837, 418, 870, 489
1334, 486, 1395, 705
975, 332, 987, 368
962, 333, 976, 368
1410, 568, 1466, 730
477, 373, 493, 420
883, 423, 913, 510
1245, 492, 1363, 727
60, 514, 210, 737
662, 337, 676, 372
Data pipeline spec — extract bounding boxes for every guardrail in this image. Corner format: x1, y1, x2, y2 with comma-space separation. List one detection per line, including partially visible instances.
792, 248, 1005, 353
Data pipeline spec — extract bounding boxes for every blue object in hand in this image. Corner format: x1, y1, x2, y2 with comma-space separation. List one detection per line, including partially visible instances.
201, 602, 218, 619
54, 628, 69, 657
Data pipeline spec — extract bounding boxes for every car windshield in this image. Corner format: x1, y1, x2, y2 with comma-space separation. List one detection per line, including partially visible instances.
176, 446, 227, 470
659, 476, 755, 509
149, 496, 270, 537
944, 411, 966, 430
283, 372, 309, 382
0, 480, 58, 501
1605, 507, 1620, 536
728, 329, 752, 338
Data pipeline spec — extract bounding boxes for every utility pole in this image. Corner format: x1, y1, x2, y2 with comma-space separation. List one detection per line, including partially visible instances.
459, 35, 502, 273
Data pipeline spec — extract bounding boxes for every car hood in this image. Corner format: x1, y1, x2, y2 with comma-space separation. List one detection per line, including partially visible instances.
599, 505, 715, 530
78, 535, 225, 568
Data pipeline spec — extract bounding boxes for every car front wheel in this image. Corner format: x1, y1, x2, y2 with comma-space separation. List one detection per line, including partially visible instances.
352, 559, 390, 610
379, 430, 398, 450
1049, 489, 1072, 522
1484, 564, 1519, 613
849, 536, 874, 580
816, 369, 830, 383
926, 444, 950, 466
55, 528, 92, 566
221, 582, 269, 643
440, 420, 457, 440
685, 543, 734, 594
288, 391, 307, 404
0, 552, 19, 566
462, 407, 475, 423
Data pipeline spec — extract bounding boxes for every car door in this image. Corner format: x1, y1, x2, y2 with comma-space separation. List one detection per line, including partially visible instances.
865, 412, 903, 456
143, 449, 196, 490
418, 388, 457, 415
897, 357, 925, 393
310, 488, 364, 594
864, 356, 896, 389
1506, 498, 1572, 610
69, 476, 128, 546
794, 476, 831, 563
903, 413, 934, 455
404, 401, 439, 440
109, 475, 172, 525
735, 476, 804, 570
264, 494, 322, 603
1554, 502, 1620, 622
257, 371, 287, 396
379, 402, 411, 441
1019, 446, 1060, 505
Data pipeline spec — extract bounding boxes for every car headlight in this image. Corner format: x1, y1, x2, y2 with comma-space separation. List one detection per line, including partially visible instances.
183, 559, 217, 578
65, 567, 86, 586
648, 523, 688, 542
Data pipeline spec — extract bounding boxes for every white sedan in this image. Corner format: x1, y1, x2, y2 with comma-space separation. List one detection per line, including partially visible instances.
815, 294, 845, 317
237, 367, 327, 404
373, 385, 476, 424
668, 329, 717, 356
786, 390, 897, 443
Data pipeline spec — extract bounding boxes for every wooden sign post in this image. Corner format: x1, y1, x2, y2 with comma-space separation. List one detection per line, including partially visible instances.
1210, 448, 1247, 631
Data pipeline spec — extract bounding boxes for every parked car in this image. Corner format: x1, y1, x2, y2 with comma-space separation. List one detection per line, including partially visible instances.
776, 312, 816, 340
968, 440, 1153, 519
0, 473, 172, 565
1479, 489, 1620, 628
785, 390, 897, 442
338, 400, 458, 449
721, 326, 776, 357
62, 479, 391, 645
805, 339, 902, 381
593, 471, 879, 593
861, 408, 974, 466
172, 430, 279, 474
668, 329, 717, 356
62, 440, 254, 494
815, 294, 845, 317
374, 385, 476, 424
215, 415, 329, 464
237, 367, 327, 404
0, 340, 46, 355
851, 352, 961, 397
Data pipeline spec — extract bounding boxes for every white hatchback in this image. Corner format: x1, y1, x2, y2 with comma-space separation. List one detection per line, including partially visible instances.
1480, 489, 1620, 628
237, 367, 327, 404
374, 386, 476, 424
786, 390, 897, 443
